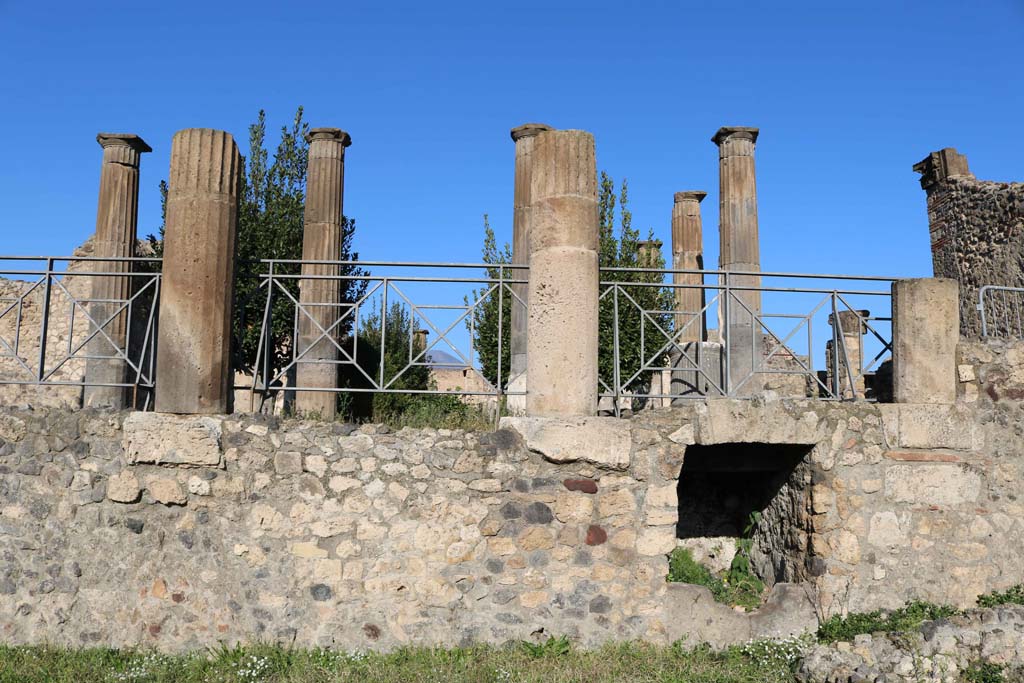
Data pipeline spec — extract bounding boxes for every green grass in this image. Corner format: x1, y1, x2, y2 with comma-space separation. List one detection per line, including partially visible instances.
0, 640, 802, 683
666, 548, 766, 611
963, 661, 1007, 683
815, 600, 960, 643
977, 584, 1024, 609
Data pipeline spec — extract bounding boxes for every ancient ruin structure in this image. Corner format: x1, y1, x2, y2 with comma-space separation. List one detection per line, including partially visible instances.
914, 148, 1024, 337
4, 123, 1024, 672
712, 127, 762, 395
525, 129, 599, 417
83, 133, 151, 409
295, 128, 352, 419
154, 129, 241, 414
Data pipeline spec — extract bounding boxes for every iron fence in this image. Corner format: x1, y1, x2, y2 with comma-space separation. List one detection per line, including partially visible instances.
598, 268, 894, 412
979, 285, 1024, 338
0, 256, 161, 406
232, 260, 527, 412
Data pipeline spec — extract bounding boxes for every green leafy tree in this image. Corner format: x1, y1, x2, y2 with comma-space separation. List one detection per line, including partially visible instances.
233, 108, 367, 380
465, 214, 513, 389
350, 301, 432, 419
597, 173, 674, 397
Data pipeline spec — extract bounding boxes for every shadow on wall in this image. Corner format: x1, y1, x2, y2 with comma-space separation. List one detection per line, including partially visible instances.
675, 442, 814, 586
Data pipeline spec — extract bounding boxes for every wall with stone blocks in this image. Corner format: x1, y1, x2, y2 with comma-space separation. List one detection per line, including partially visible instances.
2, 392, 1024, 652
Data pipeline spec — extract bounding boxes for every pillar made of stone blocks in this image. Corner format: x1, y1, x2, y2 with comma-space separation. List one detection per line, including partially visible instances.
295, 128, 351, 419
713, 126, 762, 395
154, 129, 241, 414
84, 133, 152, 409
508, 123, 553, 404
526, 129, 599, 417
827, 309, 869, 399
892, 278, 959, 404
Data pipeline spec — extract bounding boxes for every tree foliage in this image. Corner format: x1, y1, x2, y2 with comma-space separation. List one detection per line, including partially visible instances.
232, 108, 367, 379
597, 173, 674, 397
465, 214, 512, 389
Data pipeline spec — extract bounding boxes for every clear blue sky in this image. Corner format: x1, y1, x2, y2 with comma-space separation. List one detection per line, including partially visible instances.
1, 0, 1022, 279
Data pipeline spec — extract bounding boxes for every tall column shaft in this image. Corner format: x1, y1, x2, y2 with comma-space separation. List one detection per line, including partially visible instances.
509, 124, 552, 386
526, 130, 599, 417
84, 133, 151, 409
672, 191, 707, 342
155, 128, 241, 414
828, 309, 868, 399
713, 126, 761, 395
296, 128, 351, 418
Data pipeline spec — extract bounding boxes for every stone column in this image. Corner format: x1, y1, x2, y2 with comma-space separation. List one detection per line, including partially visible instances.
672, 191, 707, 342
892, 278, 959, 404
295, 128, 351, 419
508, 123, 553, 408
84, 133, 152, 409
713, 126, 762, 395
155, 129, 241, 414
526, 130, 599, 417
827, 309, 869, 399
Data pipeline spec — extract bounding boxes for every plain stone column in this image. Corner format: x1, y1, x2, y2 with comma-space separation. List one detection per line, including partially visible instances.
295, 128, 351, 419
672, 191, 707, 342
827, 309, 869, 399
508, 123, 553, 410
526, 130, 599, 417
713, 126, 762, 395
84, 133, 152, 409
155, 129, 241, 414
892, 278, 959, 404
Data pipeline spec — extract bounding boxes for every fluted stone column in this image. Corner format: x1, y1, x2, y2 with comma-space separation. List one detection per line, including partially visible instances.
155, 129, 241, 414
526, 130, 599, 417
672, 191, 707, 342
713, 126, 762, 395
507, 123, 552, 411
295, 128, 351, 419
84, 133, 151, 409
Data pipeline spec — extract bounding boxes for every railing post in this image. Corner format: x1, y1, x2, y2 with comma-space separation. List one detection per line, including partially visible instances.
37, 257, 54, 384
296, 128, 351, 419
525, 129, 599, 417
892, 277, 959, 404
154, 129, 241, 414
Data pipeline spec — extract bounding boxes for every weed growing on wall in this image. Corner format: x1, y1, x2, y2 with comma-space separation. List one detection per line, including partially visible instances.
977, 584, 1024, 608
816, 600, 960, 643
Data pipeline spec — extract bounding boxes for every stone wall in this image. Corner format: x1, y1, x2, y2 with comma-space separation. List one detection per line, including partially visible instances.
3, 380, 1024, 652
915, 149, 1024, 337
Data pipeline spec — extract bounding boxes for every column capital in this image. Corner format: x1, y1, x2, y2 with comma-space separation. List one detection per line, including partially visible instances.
306, 128, 352, 147
711, 126, 759, 146
96, 133, 152, 154
511, 123, 553, 142
674, 191, 707, 204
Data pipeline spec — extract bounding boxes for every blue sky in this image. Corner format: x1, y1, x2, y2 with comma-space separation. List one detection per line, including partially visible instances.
1, 0, 1022, 279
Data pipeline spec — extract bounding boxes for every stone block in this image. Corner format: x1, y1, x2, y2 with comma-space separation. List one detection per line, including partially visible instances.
884, 463, 981, 506
694, 400, 826, 445
892, 278, 959, 404
893, 404, 977, 451
500, 416, 631, 470
107, 471, 141, 503
124, 412, 223, 467
148, 478, 187, 506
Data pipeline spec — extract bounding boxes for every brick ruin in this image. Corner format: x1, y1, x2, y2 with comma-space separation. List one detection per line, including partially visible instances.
914, 147, 1024, 337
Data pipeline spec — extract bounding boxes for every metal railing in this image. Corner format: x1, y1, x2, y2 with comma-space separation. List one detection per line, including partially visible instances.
979, 285, 1024, 338
233, 260, 526, 411
0, 256, 161, 405
599, 268, 894, 411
